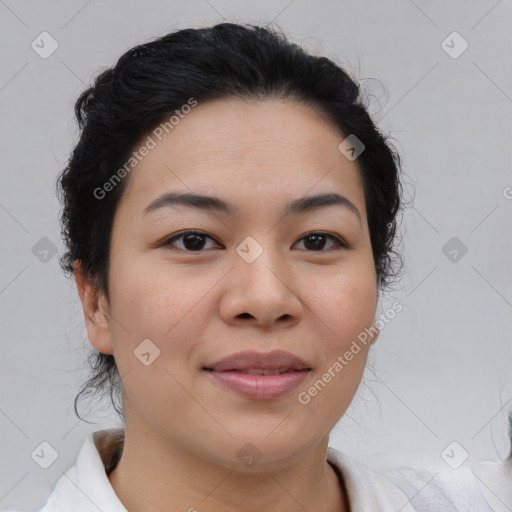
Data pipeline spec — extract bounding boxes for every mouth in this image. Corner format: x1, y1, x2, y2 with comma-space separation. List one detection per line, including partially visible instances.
203, 350, 312, 400
223, 368, 302, 375
205, 350, 312, 372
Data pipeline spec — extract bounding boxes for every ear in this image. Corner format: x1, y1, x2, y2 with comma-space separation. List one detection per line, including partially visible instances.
73, 260, 114, 355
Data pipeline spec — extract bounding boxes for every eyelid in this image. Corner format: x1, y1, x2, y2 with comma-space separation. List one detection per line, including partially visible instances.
161, 229, 349, 252
162, 230, 222, 250
298, 231, 349, 250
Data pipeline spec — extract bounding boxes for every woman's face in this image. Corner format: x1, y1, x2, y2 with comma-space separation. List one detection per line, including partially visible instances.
82, 97, 379, 470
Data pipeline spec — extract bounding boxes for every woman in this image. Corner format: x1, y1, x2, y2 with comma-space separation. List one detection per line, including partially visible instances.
7, 22, 497, 512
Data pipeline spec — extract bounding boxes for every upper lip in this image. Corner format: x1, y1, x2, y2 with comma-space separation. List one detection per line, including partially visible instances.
205, 350, 312, 372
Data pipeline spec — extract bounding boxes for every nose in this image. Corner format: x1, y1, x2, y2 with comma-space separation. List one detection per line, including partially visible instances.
219, 245, 303, 330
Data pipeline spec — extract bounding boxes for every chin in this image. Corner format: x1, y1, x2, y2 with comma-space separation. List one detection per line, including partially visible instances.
191, 426, 322, 473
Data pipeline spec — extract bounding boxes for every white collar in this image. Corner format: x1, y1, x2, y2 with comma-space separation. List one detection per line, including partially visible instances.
33, 428, 506, 512
471, 457, 512, 512
327, 446, 416, 511
37, 429, 127, 512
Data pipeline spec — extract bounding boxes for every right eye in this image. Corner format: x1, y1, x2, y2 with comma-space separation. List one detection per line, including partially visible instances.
162, 230, 222, 252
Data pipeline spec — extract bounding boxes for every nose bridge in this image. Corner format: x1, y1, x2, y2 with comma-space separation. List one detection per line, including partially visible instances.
234, 234, 288, 290
221, 233, 302, 326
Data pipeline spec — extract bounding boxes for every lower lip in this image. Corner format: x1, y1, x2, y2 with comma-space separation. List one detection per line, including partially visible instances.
207, 370, 310, 400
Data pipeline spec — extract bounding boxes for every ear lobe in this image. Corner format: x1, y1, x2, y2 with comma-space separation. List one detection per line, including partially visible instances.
73, 260, 114, 355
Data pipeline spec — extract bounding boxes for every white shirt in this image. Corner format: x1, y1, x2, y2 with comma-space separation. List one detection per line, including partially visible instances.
468, 458, 512, 512
4, 428, 509, 511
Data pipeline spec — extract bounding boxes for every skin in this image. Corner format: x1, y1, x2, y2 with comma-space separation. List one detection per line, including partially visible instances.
74, 97, 380, 512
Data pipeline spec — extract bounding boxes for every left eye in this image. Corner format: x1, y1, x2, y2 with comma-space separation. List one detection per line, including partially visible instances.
163, 230, 347, 252
294, 232, 347, 251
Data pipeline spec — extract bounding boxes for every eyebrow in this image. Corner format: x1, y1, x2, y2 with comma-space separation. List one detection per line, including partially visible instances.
142, 191, 362, 224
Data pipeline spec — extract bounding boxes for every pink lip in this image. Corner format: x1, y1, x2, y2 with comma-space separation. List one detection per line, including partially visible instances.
206, 350, 312, 372
208, 371, 309, 400
204, 350, 312, 400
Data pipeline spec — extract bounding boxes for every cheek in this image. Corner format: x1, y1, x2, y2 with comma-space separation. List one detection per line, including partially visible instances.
106, 255, 226, 388
291, 264, 376, 419
305, 264, 378, 352
295, 352, 367, 435
108, 255, 207, 337
105, 261, 206, 425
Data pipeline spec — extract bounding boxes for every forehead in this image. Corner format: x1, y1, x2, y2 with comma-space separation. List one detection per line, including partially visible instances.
118, 97, 366, 219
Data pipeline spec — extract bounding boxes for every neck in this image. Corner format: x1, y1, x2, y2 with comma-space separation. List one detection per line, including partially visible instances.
107, 425, 348, 512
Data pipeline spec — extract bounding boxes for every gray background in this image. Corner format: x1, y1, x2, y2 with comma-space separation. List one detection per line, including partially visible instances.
1, 1, 511, 510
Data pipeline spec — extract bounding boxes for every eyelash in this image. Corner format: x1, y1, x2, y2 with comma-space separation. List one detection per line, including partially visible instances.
161, 230, 349, 252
